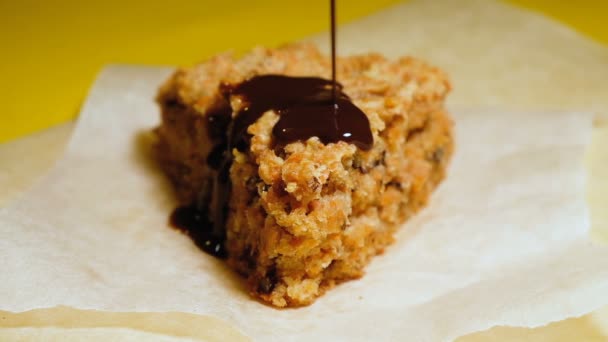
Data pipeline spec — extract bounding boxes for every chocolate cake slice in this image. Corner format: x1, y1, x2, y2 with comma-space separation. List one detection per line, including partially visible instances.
155, 43, 453, 307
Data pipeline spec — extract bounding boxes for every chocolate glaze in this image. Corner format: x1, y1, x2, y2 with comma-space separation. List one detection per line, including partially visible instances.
169, 205, 227, 258
272, 96, 373, 150
224, 75, 373, 150
170, 0, 373, 259
169, 104, 232, 259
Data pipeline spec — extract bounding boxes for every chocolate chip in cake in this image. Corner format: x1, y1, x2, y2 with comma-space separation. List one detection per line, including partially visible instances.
258, 267, 278, 294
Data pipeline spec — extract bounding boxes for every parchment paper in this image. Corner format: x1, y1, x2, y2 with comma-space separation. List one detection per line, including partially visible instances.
1, 63, 607, 341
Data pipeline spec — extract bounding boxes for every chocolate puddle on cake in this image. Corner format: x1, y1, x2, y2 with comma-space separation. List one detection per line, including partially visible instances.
169, 74, 373, 258
156, 0, 453, 307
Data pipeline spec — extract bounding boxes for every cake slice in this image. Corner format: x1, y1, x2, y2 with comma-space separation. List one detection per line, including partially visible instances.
155, 43, 453, 307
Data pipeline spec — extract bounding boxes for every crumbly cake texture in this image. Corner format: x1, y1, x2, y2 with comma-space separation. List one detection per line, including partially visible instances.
155, 43, 453, 307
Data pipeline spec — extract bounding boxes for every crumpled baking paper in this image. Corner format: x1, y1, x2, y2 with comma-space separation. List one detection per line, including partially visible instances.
2, 65, 608, 341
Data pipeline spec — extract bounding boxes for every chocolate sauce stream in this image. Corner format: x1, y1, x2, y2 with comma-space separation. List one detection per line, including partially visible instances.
330, 0, 337, 109
170, 0, 373, 259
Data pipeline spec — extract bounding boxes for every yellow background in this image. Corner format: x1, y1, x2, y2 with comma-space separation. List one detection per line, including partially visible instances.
0, 0, 607, 143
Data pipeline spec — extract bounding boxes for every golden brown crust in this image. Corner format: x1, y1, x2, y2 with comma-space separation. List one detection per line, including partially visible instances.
155, 43, 453, 307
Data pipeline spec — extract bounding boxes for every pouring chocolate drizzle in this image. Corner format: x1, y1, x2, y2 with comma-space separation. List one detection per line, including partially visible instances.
170, 0, 373, 258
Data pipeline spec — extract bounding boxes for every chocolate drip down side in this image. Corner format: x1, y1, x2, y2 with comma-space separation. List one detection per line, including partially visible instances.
170, 75, 373, 258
